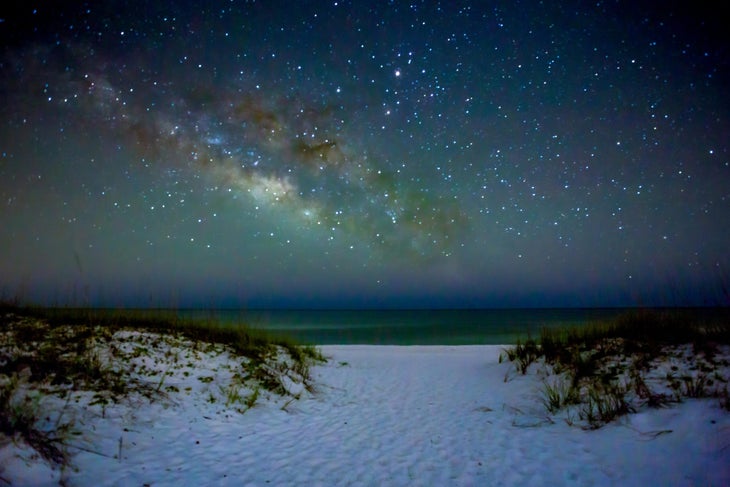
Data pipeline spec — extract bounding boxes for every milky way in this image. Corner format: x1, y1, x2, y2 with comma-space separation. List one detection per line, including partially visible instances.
0, 2, 728, 307
7, 41, 468, 259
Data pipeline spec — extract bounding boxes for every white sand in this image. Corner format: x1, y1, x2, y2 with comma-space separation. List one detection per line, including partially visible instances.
3, 344, 730, 486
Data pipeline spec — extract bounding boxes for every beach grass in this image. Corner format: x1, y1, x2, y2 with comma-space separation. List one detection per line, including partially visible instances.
4, 305, 323, 363
0, 374, 75, 467
0, 302, 325, 468
504, 309, 730, 428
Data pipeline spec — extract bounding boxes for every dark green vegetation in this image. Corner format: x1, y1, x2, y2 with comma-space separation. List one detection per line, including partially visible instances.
503, 309, 730, 429
4, 305, 323, 364
0, 303, 325, 469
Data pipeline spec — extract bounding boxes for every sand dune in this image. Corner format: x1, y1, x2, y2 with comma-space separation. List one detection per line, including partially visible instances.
3, 345, 730, 486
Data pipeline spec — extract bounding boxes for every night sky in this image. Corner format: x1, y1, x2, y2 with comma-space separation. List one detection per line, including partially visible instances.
1, 1, 728, 308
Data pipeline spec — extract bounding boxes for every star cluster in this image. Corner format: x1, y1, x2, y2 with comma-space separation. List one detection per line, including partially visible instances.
0, 1, 728, 307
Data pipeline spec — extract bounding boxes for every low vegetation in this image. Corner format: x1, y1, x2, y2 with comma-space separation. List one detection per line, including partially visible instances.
0, 303, 325, 471
503, 309, 730, 429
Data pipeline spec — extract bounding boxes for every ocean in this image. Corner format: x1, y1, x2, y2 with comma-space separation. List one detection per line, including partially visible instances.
177, 308, 650, 345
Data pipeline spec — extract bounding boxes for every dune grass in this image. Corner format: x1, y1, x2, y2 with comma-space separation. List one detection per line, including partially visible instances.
539, 309, 730, 359
6, 305, 323, 363
504, 309, 730, 428
0, 302, 325, 469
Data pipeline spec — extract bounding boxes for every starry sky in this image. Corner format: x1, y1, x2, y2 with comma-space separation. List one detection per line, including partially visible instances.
0, 1, 728, 309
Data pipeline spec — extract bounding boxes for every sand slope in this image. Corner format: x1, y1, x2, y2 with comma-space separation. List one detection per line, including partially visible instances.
3, 345, 730, 486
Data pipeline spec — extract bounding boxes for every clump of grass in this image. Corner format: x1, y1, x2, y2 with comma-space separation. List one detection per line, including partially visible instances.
541, 375, 580, 413
504, 336, 540, 374
0, 375, 74, 467
567, 349, 598, 386
244, 386, 260, 410
579, 381, 634, 429
631, 367, 674, 408
682, 374, 708, 398
220, 382, 245, 409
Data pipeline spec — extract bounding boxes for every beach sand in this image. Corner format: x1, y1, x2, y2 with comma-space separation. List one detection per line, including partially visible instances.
3, 344, 730, 486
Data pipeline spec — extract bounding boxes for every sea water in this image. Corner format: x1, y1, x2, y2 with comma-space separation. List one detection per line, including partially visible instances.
177, 308, 638, 345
